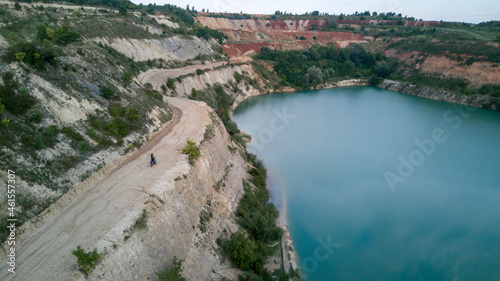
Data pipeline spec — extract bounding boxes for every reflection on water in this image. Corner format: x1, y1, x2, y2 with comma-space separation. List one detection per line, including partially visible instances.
233, 86, 500, 280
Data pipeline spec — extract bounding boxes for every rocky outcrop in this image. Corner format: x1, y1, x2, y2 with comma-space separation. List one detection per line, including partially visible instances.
380, 79, 499, 110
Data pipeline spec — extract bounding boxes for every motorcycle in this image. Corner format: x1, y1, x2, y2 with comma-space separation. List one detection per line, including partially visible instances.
149, 158, 157, 167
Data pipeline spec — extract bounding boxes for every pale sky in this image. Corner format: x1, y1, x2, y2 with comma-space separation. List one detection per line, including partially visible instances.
131, 0, 500, 23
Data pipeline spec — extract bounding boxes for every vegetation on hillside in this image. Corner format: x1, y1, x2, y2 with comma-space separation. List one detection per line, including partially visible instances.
0, 2, 175, 243
256, 44, 389, 88
219, 152, 287, 280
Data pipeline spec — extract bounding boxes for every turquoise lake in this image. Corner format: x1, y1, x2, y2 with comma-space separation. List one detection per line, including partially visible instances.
232, 86, 500, 280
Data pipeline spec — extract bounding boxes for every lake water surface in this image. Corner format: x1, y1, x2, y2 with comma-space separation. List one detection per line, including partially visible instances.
233, 86, 500, 280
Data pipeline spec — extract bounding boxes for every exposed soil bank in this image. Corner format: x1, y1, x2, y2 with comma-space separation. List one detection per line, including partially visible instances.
380, 79, 499, 110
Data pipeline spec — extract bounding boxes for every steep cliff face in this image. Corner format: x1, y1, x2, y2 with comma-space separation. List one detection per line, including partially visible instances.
380, 79, 499, 110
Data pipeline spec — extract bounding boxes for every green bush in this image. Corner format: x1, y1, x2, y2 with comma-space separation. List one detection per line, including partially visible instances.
0, 98, 4, 115
61, 126, 84, 142
156, 257, 186, 281
106, 117, 130, 138
71, 246, 100, 276
182, 139, 200, 163
77, 141, 92, 152
134, 208, 148, 230
52, 26, 81, 45
234, 71, 243, 83
223, 231, 260, 271
369, 75, 384, 86
166, 78, 175, 89
0, 72, 36, 115
122, 71, 133, 87
108, 102, 122, 117
33, 132, 44, 149
374, 61, 390, 78
477, 84, 500, 97
196, 69, 203, 75
43, 125, 59, 147
21, 134, 33, 147
198, 202, 213, 233
99, 84, 116, 100
86, 129, 114, 148
30, 109, 44, 123
5, 41, 59, 69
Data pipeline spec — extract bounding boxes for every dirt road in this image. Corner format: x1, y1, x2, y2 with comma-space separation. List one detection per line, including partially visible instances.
0, 97, 212, 280
138, 61, 227, 90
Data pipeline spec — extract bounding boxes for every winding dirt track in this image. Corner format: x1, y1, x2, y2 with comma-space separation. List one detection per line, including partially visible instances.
0, 97, 212, 280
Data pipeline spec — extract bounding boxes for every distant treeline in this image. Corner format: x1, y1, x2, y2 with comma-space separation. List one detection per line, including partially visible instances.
15, 0, 136, 9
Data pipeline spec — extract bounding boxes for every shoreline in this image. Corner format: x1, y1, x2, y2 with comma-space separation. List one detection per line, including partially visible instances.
270, 78, 498, 111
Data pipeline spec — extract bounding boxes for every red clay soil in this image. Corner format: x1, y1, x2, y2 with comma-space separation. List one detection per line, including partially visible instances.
223, 29, 364, 42
223, 43, 271, 57
223, 39, 356, 58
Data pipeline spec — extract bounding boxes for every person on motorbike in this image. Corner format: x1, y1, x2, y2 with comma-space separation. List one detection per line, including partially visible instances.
150, 153, 156, 165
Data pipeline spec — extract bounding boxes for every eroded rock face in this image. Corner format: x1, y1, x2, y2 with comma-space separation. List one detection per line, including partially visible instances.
93, 36, 216, 62
380, 80, 498, 110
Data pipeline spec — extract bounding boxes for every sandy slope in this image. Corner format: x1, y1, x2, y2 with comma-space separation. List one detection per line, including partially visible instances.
0, 97, 212, 280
